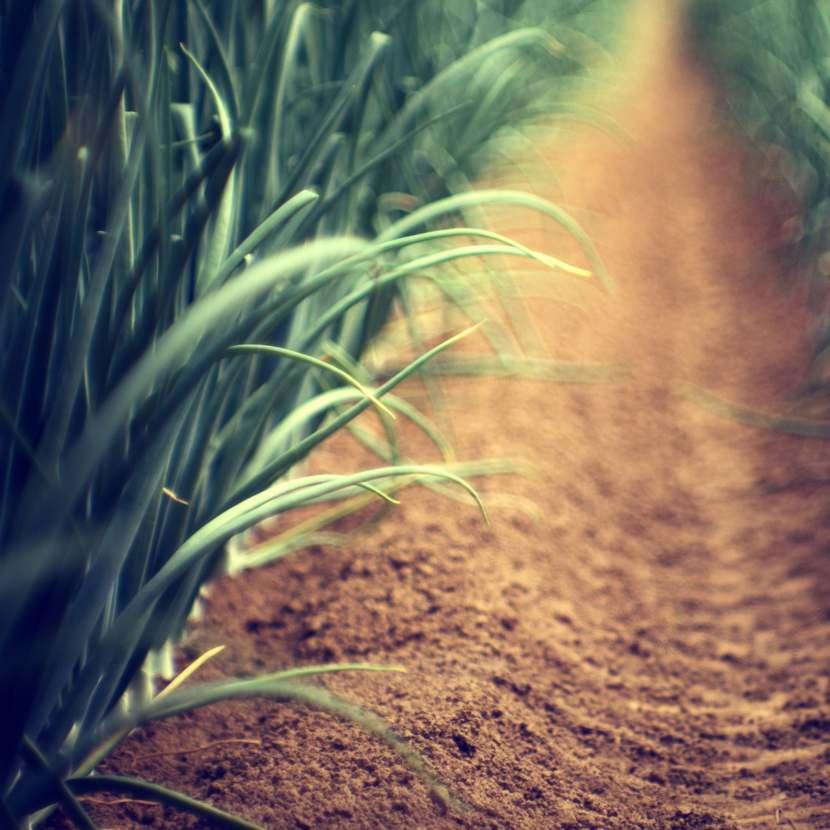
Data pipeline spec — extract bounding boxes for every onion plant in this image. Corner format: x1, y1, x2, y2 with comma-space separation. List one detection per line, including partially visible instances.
0, 1, 617, 827
689, 0, 830, 389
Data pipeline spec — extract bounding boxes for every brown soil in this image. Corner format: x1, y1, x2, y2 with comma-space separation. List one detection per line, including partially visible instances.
64, 3, 830, 828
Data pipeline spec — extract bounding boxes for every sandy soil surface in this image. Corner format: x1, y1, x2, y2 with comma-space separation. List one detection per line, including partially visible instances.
61, 2, 830, 828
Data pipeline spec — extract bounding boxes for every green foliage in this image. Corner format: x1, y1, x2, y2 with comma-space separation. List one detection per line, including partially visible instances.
688, 1, 830, 383
0, 1, 617, 826
689, 1, 830, 252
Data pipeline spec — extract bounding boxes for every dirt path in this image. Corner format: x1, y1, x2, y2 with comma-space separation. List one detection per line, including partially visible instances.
81, 3, 830, 828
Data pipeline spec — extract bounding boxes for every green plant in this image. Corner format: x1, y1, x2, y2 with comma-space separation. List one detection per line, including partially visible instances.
688, 0, 830, 389
0, 1, 613, 826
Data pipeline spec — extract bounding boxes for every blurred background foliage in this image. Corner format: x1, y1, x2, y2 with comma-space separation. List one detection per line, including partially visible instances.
688, 0, 830, 392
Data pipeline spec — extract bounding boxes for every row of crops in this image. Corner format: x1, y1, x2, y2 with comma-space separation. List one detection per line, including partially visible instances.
0, 1, 624, 827
690, 1, 830, 396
